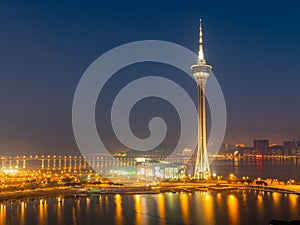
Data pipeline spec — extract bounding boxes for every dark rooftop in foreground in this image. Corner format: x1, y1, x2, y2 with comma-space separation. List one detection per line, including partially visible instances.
270, 219, 300, 225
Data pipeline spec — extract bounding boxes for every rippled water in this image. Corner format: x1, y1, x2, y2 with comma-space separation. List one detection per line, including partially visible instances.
1, 190, 299, 225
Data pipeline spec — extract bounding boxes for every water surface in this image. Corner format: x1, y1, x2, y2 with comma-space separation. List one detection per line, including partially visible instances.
1, 191, 299, 225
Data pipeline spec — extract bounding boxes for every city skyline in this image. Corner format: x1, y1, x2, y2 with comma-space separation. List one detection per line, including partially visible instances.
0, 2, 300, 225
0, 1, 299, 155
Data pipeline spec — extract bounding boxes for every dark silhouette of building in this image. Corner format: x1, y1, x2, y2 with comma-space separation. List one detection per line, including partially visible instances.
254, 139, 269, 155
283, 141, 296, 149
270, 145, 284, 155
270, 219, 300, 225
283, 141, 297, 155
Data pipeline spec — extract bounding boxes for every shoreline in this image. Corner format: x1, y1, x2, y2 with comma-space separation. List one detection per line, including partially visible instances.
0, 183, 299, 202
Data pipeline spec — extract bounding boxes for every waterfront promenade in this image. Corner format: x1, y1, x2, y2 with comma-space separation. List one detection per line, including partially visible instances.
0, 181, 300, 202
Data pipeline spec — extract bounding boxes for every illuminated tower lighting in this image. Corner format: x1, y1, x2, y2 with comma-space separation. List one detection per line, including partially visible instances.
191, 19, 212, 179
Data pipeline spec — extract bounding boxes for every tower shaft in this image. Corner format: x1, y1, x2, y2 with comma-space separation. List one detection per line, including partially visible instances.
191, 20, 212, 179
194, 80, 210, 179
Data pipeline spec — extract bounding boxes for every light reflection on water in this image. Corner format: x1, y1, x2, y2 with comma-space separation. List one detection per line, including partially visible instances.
156, 194, 165, 225
0, 191, 299, 225
179, 193, 190, 224
115, 194, 122, 225
272, 192, 281, 216
227, 194, 239, 225
289, 194, 298, 216
134, 195, 142, 225
39, 199, 47, 225
20, 201, 25, 225
0, 204, 6, 225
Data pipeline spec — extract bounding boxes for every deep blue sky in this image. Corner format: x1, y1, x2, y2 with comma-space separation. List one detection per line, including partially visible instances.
0, 1, 299, 155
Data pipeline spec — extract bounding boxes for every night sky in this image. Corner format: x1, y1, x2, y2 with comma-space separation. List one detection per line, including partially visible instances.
0, 1, 299, 155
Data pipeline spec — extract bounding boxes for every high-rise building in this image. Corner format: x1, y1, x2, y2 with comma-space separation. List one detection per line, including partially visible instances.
191, 20, 212, 179
270, 145, 284, 155
283, 141, 296, 149
254, 139, 269, 155
283, 141, 296, 156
